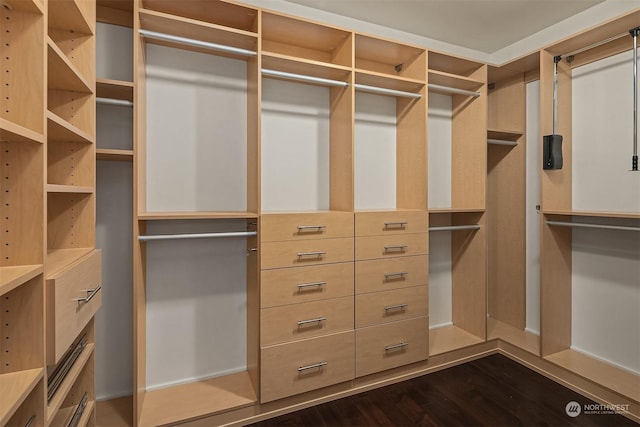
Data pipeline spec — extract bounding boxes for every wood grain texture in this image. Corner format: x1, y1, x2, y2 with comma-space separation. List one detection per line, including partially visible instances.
48, 90, 95, 138
47, 193, 95, 249
247, 50, 261, 214
97, 4, 133, 27
261, 238, 354, 270
47, 140, 94, 187
355, 34, 425, 81
355, 255, 428, 294
355, 210, 428, 236
260, 212, 354, 242
355, 233, 428, 261
1, 372, 44, 427
355, 286, 428, 328
329, 80, 354, 212
487, 318, 539, 356
429, 325, 484, 356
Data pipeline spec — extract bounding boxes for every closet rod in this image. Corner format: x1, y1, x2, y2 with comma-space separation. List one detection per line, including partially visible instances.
97, 97, 133, 107
562, 31, 630, 59
429, 225, 481, 232
139, 231, 258, 241
138, 29, 257, 57
546, 221, 640, 232
261, 68, 349, 87
488, 139, 518, 146
354, 83, 421, 99
428, 83, 480, 97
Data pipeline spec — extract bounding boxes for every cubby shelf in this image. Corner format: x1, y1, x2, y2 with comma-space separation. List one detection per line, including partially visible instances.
429, 325, 484, 356
48, 0, 94, 35
47, 38, 93, 94
47, 111, 95, 144
4, 0, 44, 15
0, 368, 44, 426
355, 70, 424, 93
0, 118, 45, 144
0, 265, 43, 296
138, 211, 259, 220
428, 69, 484, 92
487, 128, 523, 141
46, 184, 94, 194
96, 78, 134, 101
96, 148, 134, 161
45, 248, 94, 279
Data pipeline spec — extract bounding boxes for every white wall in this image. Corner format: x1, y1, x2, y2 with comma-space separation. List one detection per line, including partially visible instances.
427, 93, 452, 209
96, 23, 133, 82
428, 231, 452, 328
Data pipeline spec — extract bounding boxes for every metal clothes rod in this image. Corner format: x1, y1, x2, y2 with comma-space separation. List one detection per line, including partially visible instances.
261, 68, 349, 87
562, 31, 629, 59
428, 83, 480, 97
139, 29, 257, 57
488, 139, 518, 146
139, 231, 257, 241
632, 27, 639, 171
97, 97, 133, 108
429, 225, 481, 232
354, 83, 421, 99
546, 221, 640, 232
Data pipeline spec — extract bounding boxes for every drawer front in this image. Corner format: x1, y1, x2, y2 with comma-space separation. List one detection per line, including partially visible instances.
261, 238, 354, 270
355, 255, 428, 294
47, 249, 102, 364
355, 286, 428, 328
261, 262, 354, 308
355, 316, 429, 378
261, 331, 355, 402
355, 233, 428, 261
355, 211, 428, 236
261, 297, 354, 346
261, 212, 354, 242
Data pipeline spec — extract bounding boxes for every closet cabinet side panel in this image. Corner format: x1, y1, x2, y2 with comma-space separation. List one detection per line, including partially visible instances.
397, 87, 427, 210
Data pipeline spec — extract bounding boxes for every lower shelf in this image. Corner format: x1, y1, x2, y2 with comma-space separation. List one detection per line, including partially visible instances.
96, 396, 132, 427
487, 318, 540, 355
138, 371, 257, 427
544, 349, 640, 402
0, 368, 44, 426
429, 325, 484, 356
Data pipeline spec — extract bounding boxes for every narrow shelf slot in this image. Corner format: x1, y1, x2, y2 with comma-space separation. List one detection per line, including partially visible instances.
96, 149, 134, 161
0, 118, 45, 144
96, 79, 134, 101
429, 325, 484, 356
47, 111, 95, 144
138, 211, 259, 220
0, 265, 43, 296
0, 369, 44, 426
47, 39, 93, 94
46, 184, 94, 194
45, 248, 94, 279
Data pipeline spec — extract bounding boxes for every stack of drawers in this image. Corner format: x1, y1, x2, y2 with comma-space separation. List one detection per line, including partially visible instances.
260, 212, 355, 403
354, 211, 429, 377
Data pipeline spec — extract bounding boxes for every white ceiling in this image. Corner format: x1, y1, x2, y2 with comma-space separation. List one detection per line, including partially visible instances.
284, 0, 606, 53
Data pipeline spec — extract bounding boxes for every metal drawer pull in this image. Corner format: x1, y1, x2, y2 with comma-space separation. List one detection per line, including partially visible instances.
298, 361, 328, 372
297, 225, 326, 231
297, 251, 326, 257
384, 271, 408, 279
25, 415, 36, 427
74, 286, 101, 305
384, 303, 408, 311
297, 317, 327, 326
385, 342, 409, 351
384, 245, 407, 252
384, 221, 408, 228
297, 281, 327, 289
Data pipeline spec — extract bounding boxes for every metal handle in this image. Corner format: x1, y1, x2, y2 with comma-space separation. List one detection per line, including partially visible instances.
298, 361, 327, 372
385, 342, 409, 351
297, 317, 327, 326
74, 286, 101, 305
297, 281, 326, 289
297, 225, 326, 231
384, 303, 408, 311
384, 245, 407, 252
384, 221, 407, 228
384, 271, 408, 279
297, 251, 326, 257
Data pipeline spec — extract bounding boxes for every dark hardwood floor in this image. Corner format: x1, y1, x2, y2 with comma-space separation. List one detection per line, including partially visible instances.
250, 354, 638, 427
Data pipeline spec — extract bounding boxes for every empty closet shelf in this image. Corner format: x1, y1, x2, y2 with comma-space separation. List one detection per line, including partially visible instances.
546, 221, 640, 232
261, 68, 349, 87
139, 29, 256, 57
138, 231, 257, 241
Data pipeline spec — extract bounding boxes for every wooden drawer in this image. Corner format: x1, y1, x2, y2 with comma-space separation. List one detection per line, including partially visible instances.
261, 296, 353, 346
355, 210, 428, 236
355, 286, 428, 328
355, 255, 428, 294
355, 316, 428, 378
261, 262, 354, 308
261, 212, 353, 242
46, 249, 102, 365
261, 238, 353, 270
261, 331, 355, 402
355, 233, 428, 261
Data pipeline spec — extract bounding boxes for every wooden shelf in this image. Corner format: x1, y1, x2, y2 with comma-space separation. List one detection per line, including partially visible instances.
97, 1, 133, 27
429, 208, 485, 214
47, 111, 95, 144
138, 371, 257, 427
47, 344, 95, 424
0, 118, 45, 144
487, 128, 523, 141
138, 211, 259, 220
429, 325, 484, 356
545, 349, 640, 401
487, 318, 539, 355
4, 0, 44, 14
96, 149, 133, 161
96, 79, 134, 102
0, 368, 44, 426
45, 248, 94, 279
47, 38, 93, 94
543, 210, 640, 220
429, 51, 484, 78
0, 265, 43, 297
355, 70, 424, 93
96, 396, 132, 427
429, 70, 484, 92
50, 399, 94, 427
355, 34, 425, 80
46, 184, 94, 194
262, 52, 351, 82
48, 0, 93, 35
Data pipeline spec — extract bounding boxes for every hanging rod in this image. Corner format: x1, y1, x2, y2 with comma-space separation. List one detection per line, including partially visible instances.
139, 29, 257, 57
429, 225, 481, 232
428, 83, 480, 97
261, 68, 349, 87
562, 31, 631, 59
139, 231, 257, 241
97, 97, 133, 108
354, 83, 421, 99
546, 221, 640, 232
632, 27, 639, 171
488, 139, 518, 146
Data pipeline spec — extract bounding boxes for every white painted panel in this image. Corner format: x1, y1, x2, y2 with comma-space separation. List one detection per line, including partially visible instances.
96, 104, 133, 150
428, 93, 452, 209
261, 79, 330, 211
145, 220, 247, 390
146, 44, 247, 212
572, 228, 640, 374
428, 231, 452, 327
95, 161, 133, 400
572, 50, 640, 213
355, 92, 396, 210
526, 80, 541, 334
96, 23, 133, 82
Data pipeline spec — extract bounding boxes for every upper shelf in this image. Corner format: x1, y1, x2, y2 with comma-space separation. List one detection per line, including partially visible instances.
487, 129, 524, 141
4, 0, 44, 15
356, 34, 426, 81
429, 70, 484, 92
48, 0, 94, 35
47, 111, 95, 144
543, 209, 640, 220
429, 51, 485, 78
47, 38, 93, 94
138, 211, 259, 220
0, 118, 45, 144
355, 70, 424, 94
262, 53, 352, 83
0, 265, 43, 297
96, 79, 134, 102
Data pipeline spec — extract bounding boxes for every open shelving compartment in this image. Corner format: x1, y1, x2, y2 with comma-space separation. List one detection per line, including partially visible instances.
133, 2, 260, 425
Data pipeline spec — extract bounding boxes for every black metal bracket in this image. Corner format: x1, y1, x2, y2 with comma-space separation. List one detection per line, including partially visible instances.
394, 63, 403, 73
553, 55, 562, 64
488, 83, 495, 90
630, 26, 640, 37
